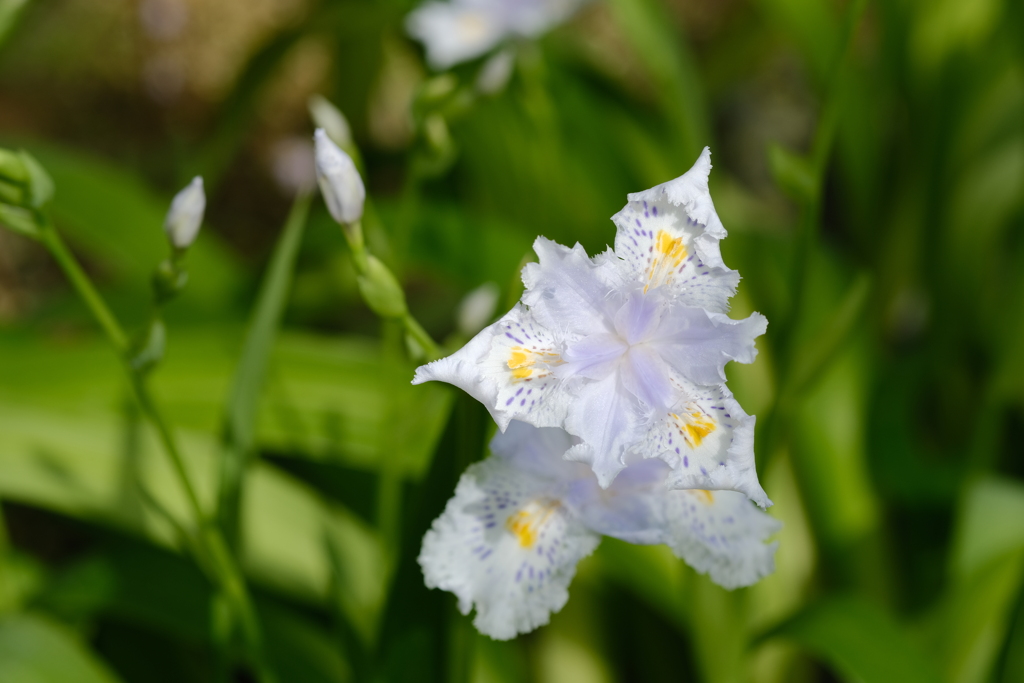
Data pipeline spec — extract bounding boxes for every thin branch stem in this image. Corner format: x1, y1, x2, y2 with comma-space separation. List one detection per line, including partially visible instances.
36, 216, 273, 683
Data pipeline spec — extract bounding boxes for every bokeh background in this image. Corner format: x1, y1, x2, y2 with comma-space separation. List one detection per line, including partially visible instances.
1, 0, 1024, 681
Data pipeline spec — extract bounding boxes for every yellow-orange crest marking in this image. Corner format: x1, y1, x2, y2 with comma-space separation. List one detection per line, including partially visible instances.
505, 500, 560, 548
691, 490, 715, 504
507, 346, 561, 381
645, 230, 689, 293
670, 410, 716, 448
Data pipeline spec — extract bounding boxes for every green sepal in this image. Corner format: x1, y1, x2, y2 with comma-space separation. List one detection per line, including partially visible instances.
357, 255, 407, 318
152, 257, 189, 304
0, 202, 40, 237
17, 150, 54, 208
0, 178, 24, 205
0, 148, 26, 184
129, 315, 166, 374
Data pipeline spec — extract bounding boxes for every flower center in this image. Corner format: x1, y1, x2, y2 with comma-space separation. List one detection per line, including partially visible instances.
505, 499, 560, 547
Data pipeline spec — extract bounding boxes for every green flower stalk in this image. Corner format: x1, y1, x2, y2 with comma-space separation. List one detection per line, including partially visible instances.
312, 128, 441, 360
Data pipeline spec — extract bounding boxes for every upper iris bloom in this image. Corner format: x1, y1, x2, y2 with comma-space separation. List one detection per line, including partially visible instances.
420, 422, 780, 640
406, 0, 588, 70
414, 149, 770, 507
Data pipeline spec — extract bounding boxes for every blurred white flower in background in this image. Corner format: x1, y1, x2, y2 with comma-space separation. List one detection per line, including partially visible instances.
406, 0, 589, 69
269, 137, 316, 196
457, 282, 501, 336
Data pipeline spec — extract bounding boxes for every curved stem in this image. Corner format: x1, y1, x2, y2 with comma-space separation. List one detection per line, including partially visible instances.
37, 217, 272, 682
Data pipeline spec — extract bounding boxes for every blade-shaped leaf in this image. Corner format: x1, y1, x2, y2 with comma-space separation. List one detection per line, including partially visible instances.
217, 193, 310, 541
765, 596, 943, 683
0, 612, 123, 683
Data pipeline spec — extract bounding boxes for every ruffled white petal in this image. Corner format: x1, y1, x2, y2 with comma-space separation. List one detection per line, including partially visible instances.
522, 237, 619, 338
664, 488, 781, 589
419, 455, 600, 640
490, 420, 591, 481
610, 148, 739, 312
639, 380, 771, 508
649, 308, 767, 385
412, 316, 505, 425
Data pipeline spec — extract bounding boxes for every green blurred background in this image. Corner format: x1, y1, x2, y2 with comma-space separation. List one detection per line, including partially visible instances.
1, 0, 1023, 681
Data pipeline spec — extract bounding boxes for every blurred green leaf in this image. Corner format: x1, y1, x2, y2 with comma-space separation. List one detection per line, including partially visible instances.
0, 330, 397, 635
261, 601, 351, 683
766, 596, 942, 683
768, 144, 817, 204
0, 329, 451, 479
951, 478, 1024, 580
0, 612, 123, 683
0, 0, 31, 49
605, 0, 709, 158
923, 478, 1024, 683
218, 193, 311, 541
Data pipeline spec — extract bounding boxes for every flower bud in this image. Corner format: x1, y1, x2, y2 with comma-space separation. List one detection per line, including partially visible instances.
476, 49, 514, 95
314, 128, 365, 225
0, 149, 27, 185
164, 176, 205, 249
357, 255, 407, 318
456, 282, 499, 335
308, 95, 353, 150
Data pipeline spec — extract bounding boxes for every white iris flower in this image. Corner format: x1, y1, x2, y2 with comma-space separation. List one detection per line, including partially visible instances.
406, 0, 589, 70
413, 149, 771, 506
420, 421, 781, 640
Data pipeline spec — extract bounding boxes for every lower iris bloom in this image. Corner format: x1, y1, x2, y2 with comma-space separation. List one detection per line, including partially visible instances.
419, 421, 781, 640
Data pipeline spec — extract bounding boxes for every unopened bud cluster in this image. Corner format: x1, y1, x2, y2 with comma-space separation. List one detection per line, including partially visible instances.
0, 148, 55, 237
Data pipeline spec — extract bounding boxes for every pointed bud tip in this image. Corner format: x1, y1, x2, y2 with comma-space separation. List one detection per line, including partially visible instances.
314, 129, 365, 225
309, 96, 353, 148
164, 176, 206, 249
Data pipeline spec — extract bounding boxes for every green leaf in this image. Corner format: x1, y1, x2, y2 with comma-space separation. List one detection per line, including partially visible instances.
0, 612, 123, 683
765, 596, 943, 683
0, 0, 31, 48
261, 601, 351, 683
768, 143, 818, 203
218, 193, 311, 540
922, 478, 1024, 683
951, 478, 1024, 580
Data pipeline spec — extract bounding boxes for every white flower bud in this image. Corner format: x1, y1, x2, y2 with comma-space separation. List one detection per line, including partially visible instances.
457, 282, 500, 335
164, 176, 205, 249
314, 128, 365, 225
308, 95, 353, 149
476, 49, 515, 95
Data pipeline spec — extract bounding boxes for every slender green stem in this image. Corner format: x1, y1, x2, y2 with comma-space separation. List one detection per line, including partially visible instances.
404, 313, 441, 360
38, 223, 128, 351
128, 374, 205, 526
37, 216, 273, 683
